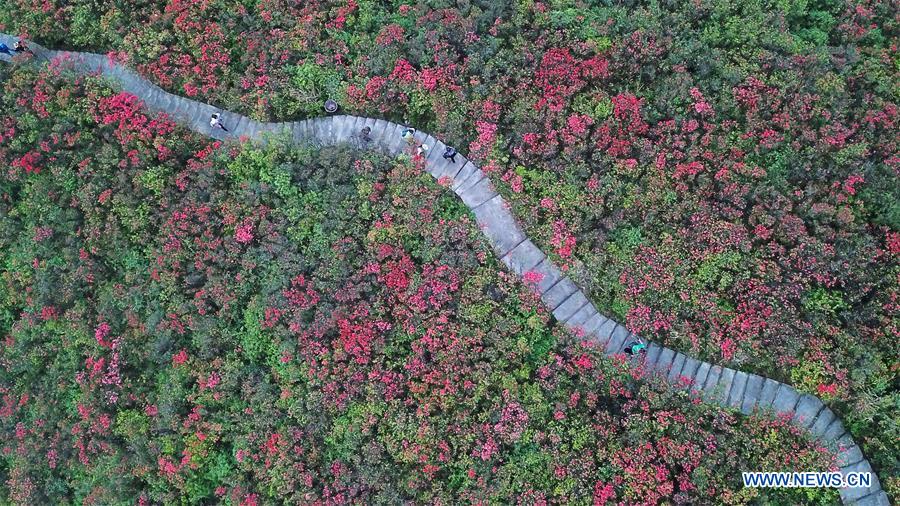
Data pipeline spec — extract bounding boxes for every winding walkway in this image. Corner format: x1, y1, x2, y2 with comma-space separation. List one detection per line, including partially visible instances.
0, 34, 889, 506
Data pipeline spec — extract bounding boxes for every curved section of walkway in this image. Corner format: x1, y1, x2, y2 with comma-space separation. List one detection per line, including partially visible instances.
0, 33, 889, 506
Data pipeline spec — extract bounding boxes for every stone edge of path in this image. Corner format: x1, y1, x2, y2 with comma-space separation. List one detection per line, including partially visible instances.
0, 34, 889, 506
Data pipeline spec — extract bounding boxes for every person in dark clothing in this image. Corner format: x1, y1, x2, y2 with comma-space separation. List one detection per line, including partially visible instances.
360, 126, 372, 143
14, 41, 31, 54
0, 43, 13, 56
443, 146, 457, 163
624, 341, 647, 356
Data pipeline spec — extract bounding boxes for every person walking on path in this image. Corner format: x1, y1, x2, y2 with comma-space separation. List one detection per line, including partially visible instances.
401, 127, 416, 147
360, 126, 372, 143
210, 113, 229, 132
0, 43, 13, 56
417, 144, 429, 157
443, 146, 458, 163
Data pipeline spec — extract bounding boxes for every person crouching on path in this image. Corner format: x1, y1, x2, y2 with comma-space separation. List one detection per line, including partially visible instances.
210, 113, 229, 132
624, 340, 647, 356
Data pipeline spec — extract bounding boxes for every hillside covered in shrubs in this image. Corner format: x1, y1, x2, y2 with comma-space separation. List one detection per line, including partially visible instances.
0, 64, 846, 504
0, 0, 897, 502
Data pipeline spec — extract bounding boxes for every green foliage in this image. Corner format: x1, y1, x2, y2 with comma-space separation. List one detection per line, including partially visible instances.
695, 251, 742, 292
280, 63, 346, 118
238, 297, 281, 365
573, 94, 612, 121
68, 6, 122, 48
803, 287, 848, 316
606, 226, 643, 262
325, 402, 385, 461
791, 361, 828, 397
137, 166, 170, 197
114, 409, 150, 440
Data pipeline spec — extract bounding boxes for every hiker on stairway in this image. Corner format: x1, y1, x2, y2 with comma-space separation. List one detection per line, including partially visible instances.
443, 146, 458, 163
210, 113, 229, 132
0, 43, 12, 56
360, 126, 372, 143
401, 127, 416, 147
624, 340, 647, 356
14, 40, 30, 53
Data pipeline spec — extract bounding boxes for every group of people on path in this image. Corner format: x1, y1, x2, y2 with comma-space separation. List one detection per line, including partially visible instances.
209, 114, 459, 168
401, 127, 429, 156
400, 127, 458, 162
625, 340, 647, 356
0, 39, 32, 57
7, 46, 651, 359
358, 124, 456, 163
209, 115, 458, 169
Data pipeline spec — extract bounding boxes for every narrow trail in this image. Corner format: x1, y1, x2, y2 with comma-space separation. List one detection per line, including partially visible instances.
0, 34, 888, 506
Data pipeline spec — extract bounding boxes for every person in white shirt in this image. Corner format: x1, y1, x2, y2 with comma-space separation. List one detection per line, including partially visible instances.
210, 113, 229, 132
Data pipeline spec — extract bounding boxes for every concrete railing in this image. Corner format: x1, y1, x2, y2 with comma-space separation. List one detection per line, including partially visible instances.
0, 33, 889, 506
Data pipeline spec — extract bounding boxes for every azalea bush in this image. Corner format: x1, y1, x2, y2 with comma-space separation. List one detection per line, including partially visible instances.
0, 65, 844, 504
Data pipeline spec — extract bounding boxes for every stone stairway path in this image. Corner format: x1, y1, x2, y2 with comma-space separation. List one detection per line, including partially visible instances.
0, 33, 889, 506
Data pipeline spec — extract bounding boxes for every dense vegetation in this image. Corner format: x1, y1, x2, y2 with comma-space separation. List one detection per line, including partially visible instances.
0, 65, 844, 504
1, 0, 897, 500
